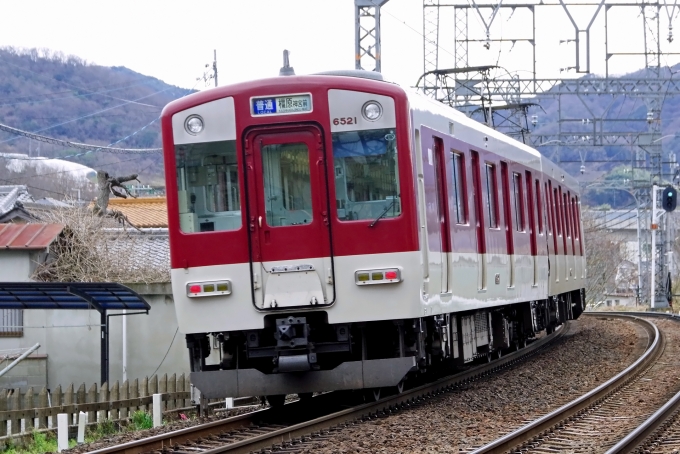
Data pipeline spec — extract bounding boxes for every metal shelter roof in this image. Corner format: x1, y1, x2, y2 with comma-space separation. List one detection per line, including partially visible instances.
0, 283, 150, 312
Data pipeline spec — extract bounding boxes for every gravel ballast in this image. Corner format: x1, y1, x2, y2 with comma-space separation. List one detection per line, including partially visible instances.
296, 316, 644, 453
62, 316, 644, 453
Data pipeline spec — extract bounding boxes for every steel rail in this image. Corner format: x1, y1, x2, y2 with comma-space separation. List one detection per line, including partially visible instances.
603, 311, 680, 454
85, 408, 269, 454
88, 322, 570, 454
605, 387, 680, 453
469, 313, 661, 454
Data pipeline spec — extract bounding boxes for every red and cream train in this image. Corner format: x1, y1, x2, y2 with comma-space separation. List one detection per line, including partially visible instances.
160, 70, 585, 404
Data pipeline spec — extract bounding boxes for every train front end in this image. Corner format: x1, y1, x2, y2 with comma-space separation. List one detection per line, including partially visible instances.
161, 72, 420, 401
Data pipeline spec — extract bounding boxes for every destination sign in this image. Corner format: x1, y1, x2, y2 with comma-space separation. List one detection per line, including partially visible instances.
252, 94, 312, 116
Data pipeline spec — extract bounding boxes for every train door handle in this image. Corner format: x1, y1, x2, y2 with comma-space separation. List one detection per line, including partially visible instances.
258, 216, 262, 228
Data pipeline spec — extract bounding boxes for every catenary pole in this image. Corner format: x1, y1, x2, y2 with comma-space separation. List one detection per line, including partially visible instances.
213, 50, 218, 87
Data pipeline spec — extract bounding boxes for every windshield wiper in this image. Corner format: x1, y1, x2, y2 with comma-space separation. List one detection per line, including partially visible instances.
369, 200, 396, 228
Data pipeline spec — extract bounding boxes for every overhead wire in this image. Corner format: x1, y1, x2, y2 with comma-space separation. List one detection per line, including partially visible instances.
585, 202, 638, 231
0, 74, 203, 179
150, 327, 178, 378
0, 178, 68, 197
370, 0, 458, 60
0, 117, 162, 156
0, 55, 164, 108
0, 86, 171, 147
0, 80, 161, 109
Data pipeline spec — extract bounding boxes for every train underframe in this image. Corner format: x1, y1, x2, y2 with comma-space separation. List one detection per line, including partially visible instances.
187, 289, 585, 403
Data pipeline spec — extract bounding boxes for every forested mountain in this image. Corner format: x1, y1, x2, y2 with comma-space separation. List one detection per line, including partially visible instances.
0, 47, 192, 186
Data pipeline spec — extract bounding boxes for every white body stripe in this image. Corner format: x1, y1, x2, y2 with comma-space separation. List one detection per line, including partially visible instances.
172, 250, 579, 334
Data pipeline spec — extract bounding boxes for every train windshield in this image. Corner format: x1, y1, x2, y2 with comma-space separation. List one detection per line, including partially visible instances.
331, 128, 401, 221
175, 140, 241, 233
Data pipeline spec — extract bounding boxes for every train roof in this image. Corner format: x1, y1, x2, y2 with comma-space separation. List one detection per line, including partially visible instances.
162, 71, 579, 195
405, 89, 580, 194
161, 73, 403, 118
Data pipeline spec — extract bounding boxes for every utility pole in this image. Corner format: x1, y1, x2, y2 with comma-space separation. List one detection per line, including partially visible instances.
213, 49, 218, 87
651, 184, 658, 308
197, 51, 218, 88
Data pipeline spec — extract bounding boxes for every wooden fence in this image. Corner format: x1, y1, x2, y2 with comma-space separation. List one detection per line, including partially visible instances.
0, 373, 191, 436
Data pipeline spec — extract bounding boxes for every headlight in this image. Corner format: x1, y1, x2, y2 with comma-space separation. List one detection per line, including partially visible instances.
185, 115, 204, 135
362, 101, 383, 121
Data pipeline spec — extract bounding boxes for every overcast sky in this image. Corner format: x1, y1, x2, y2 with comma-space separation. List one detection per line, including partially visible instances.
2, 0, 680, 91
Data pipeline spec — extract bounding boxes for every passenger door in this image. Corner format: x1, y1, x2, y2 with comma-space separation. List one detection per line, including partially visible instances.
244, 126, 334, 309
421, 133, 451, 295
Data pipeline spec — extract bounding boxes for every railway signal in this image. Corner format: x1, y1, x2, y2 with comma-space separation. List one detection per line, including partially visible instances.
662, 186, 677, 212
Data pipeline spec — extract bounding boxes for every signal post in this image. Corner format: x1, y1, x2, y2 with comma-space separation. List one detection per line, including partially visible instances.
651, 185, 677, 308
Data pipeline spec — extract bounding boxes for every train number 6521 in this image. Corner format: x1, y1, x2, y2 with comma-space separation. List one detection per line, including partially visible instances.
332, 117, 358, 126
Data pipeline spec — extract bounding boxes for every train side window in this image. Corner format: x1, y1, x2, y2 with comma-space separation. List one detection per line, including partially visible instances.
512, 172, 524, 232
563, 192, 571, 238
570, 197, 576, 239
545, 182, 552, 235
535, 179, 543, 234
332, 128, 401, 221
553, 187, 562, 236
175, 140, 242, 233
483, 163, 499, 228
452, 151, 467, 224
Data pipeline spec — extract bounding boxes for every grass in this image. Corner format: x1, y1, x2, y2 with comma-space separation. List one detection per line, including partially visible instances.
0, 432, 77, 454
85, 419, 118, 443
130, 410, 154, 430
0, 411, 156, 453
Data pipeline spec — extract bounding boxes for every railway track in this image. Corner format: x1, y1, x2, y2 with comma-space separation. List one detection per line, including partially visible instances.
469, 312, 680, 454
87, 322, 570, 454
604, 312, 680, 454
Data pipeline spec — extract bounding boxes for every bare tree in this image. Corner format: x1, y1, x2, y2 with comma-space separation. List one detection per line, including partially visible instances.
33, 206, 169, 284
583, 210, 630, 306
91, 170, 141, 230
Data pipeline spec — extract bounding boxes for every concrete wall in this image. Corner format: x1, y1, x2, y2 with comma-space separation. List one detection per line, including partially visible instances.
0, 283, 191, 390
0, 356, 47, 390
0, 250, 37, 282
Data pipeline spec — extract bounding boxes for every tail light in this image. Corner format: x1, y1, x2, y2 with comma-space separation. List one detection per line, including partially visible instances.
354, 268, 402, 286
186, 280, 232, 297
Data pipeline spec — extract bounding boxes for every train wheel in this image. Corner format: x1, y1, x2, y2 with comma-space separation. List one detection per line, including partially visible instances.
266, 394, 286, 407
396, 380, 405, 394
364, 388, 381, 402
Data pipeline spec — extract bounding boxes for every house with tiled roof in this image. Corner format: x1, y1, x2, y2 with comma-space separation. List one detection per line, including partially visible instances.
0, 223, 65, 281
0, 186, 75, 223
0, 218, 182, 390
97, 197, 168, 228
0, 191, 184, 389
0, 185, 37, 223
